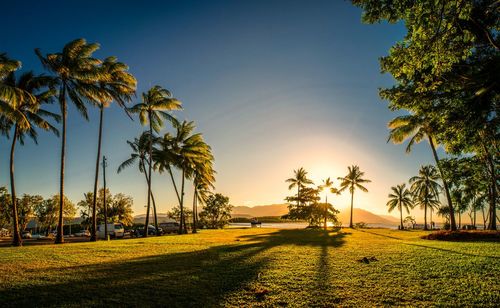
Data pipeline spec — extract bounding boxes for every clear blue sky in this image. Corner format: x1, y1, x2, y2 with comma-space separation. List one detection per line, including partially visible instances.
1, 0, 437, 219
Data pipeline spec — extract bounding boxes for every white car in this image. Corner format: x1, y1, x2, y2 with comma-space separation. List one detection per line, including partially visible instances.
98, 223, 125, 239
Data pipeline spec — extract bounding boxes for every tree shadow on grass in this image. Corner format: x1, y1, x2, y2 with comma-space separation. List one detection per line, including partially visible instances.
1, 229, 349, 307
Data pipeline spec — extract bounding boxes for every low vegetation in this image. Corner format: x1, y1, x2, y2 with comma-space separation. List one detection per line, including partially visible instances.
1, 228, 498, 307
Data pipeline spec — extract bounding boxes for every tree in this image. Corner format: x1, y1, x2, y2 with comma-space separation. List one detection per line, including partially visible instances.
352, 1, 498, 230
338, 165, 371, 228
198, 193, 233, 229
34, 195, 75, 236
0, 187, 12, 229
388, 114, 457, 230
118, 132, 160, 233
1, 72, 59, 246
167, 206, 193, 224
90, 56, 136, 241
286, 167, 314, 210
80, 190, 134, 227
386, 184, 413, 230
128, 86, 181, 237
17, 194, 44, 232
36, 38, 103, 243
409, 165, 442, 230
318, 178, 333, 230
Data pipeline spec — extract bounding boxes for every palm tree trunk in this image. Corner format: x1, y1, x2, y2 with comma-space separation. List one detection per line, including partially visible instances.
424, 204, 428, 230
90, 105, 104, 242
349, 189, 354, 228
142, 160, 158, 234
180, 168, 187, 234
399, 203, 403, 230
168, 167, 182, 207
192, 186, 197, 233
56, 85, 67, 244
428, 135, 456, 230
143, 116, 153, 238
10, 124, 21, 246
103, 158, 108, 240
324, 194, 328, 230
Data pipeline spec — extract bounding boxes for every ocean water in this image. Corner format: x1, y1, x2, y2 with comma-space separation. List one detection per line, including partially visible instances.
228, 222, 399, 229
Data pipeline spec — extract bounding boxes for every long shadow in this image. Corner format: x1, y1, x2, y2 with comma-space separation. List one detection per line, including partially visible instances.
1, 229, 349, 307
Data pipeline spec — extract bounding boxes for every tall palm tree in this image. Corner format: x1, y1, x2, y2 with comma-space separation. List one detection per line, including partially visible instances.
338, 165, 371, 228
2, 72, 60, 246
191, 144, 215, 233
117, 132, 160, 231
319, 177, 333, 230
386, 184, 413, 230
36, 38, 104, 244
286, 167, 314, 209
414, 191, 441, 230
89, 57, 136, 241
409, 165, 442, 230
388, 113, 457, 230
128, 86, 181, 237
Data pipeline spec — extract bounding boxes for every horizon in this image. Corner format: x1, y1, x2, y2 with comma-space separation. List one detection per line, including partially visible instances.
2, 0, 440, 219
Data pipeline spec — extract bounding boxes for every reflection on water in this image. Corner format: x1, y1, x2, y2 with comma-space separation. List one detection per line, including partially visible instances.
228, 222, 400, 229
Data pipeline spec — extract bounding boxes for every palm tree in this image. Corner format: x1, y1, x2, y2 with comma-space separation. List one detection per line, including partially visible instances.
338, 165, 371, 228
128, 86, 181, 237
191, 143, 215, 233
388, 113, 457, 230
2, 72, 60, 246
386, 184, 413, 230
318, 178, 333, 230
89, 57, 136, 241
409, 165, 442, 230
168, 121, 212, 234
36, 38, 104, 243
286, 167, 314, 209
414, 191, 441, 230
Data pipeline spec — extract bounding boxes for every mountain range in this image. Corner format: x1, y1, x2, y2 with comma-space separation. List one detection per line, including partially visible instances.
232, 204, 400, 225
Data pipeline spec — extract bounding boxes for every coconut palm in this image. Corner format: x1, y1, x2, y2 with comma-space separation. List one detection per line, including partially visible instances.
89, 57, 136, 241
2, 72, 59, 246
168, 121, 212, 234
388, 113, 457, 230
117, 132, 161, 233
36, 38, 104, 243
318, 177, 333, 230
191, 145, 215, 233
414, 191, 441, 230
338, 165, 371, 228
286, 167, 314, 209
409, 165, 442, 230
386, 184, 413, 230
128, 86, 181, 237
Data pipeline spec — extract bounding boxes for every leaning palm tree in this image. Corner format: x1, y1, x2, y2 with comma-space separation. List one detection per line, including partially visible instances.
388, 113, 457, 230
128, 86, 181, 237
2, 72, 60, 246
36, 38, 104, 243
89, 57, 136, 241
386, 184, 413, 230
286, 167, 314, 209
409, 165, 442, 230
338, 165, 371, 228
117, 132, 160, 232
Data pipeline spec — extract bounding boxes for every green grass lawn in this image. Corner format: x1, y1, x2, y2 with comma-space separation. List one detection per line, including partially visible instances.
1, 228, 499, 307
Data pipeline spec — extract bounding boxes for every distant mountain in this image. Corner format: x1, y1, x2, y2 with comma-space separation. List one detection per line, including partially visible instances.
133, 213, 174, 224
232, 204, 288, 217
231, 204, 398, 225
338, 208, 398, 225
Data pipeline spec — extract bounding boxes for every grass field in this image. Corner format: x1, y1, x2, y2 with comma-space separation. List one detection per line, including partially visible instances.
1, 228, 499, 307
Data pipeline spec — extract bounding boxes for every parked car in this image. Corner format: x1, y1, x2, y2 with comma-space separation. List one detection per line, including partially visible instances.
159, 222, 180, 234
98, 223, 125, 239
74, 230, 91, 237
134, 225, 162, 237
21, 231, 32, 239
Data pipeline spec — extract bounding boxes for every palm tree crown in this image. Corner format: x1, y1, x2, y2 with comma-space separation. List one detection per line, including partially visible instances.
386, 183, 413, 230
338, 165, 371, 228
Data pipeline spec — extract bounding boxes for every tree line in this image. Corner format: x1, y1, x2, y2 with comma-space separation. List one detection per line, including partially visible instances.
353, 0, 498, 230
0, 38, 217, 246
